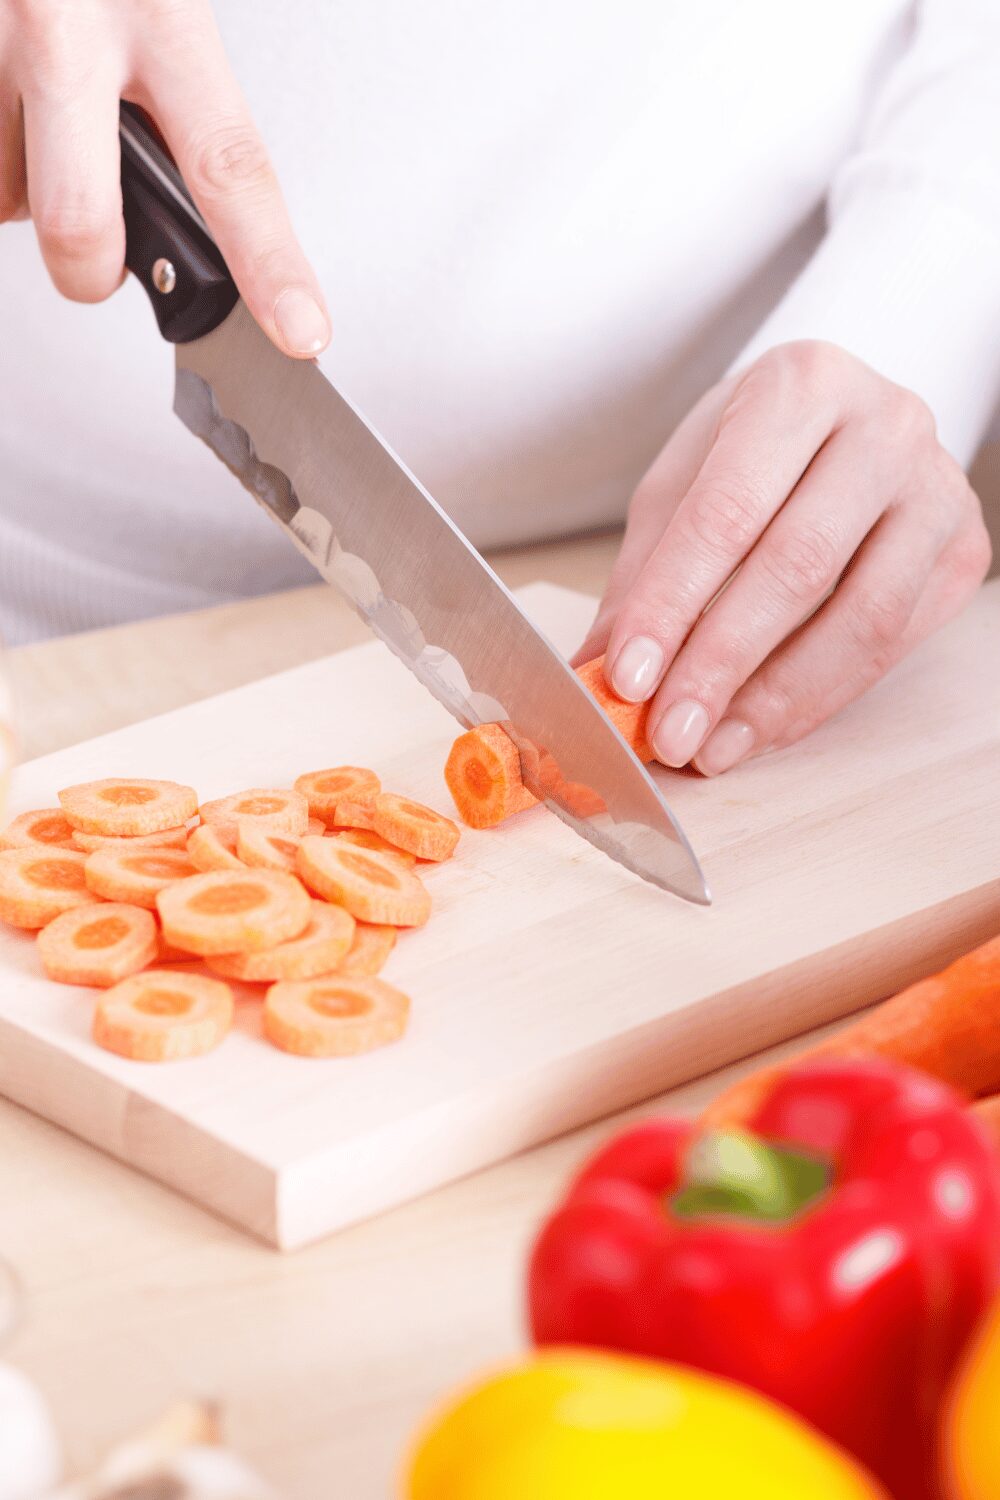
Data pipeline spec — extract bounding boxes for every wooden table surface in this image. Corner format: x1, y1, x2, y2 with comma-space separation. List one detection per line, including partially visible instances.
0, 531, 967, 1494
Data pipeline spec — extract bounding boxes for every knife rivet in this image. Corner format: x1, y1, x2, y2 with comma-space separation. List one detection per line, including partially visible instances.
152, 258, 177, 295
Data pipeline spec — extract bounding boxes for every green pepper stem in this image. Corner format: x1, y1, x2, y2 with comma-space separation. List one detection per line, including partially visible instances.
670, 1129, 831, 1225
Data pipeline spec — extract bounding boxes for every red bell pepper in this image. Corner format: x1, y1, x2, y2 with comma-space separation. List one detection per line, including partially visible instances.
528, 1058, 1000, 1500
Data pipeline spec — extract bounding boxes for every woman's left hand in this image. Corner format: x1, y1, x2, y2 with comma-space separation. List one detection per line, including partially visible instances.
576, 341, 992, 775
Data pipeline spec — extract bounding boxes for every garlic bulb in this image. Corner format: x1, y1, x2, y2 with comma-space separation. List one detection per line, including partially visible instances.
0, 1361, 62, 1500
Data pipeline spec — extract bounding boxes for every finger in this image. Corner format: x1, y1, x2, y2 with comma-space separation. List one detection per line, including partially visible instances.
21, 52, 125, 301
570, 380, 733, 667
644, 426, 916, 765
0, 91, 27, 222
602, 344, 851, 703
140, 10, 330, 358
691, 503, 989, 775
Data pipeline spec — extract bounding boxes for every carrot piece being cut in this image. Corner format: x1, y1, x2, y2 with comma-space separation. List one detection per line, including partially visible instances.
93, 970, 234, 1062
0, 848, 101, 929
59, 779, 198, 837
334, 829, 417, 869
37, 903, 158, 987
444, 655, 655, 828
237, 824, 301, 873
294, 768, 380, 830
264, 975, 409, 1057
84, 847, 198, 910
372, 793, 459, 862
187, 822, 245, 873
337, 920, 396, 977
704, 933, 1000, 1129
199, 788, 308, 840
157, 869, 311, 955
206, 900, 355, 982
296, 836, 431, 927
73, 824, 190, 853
444, 723, 539, 828
0, 809, 78, 851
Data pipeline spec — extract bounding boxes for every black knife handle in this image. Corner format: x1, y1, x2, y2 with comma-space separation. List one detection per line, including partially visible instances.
119, 102, 238, 344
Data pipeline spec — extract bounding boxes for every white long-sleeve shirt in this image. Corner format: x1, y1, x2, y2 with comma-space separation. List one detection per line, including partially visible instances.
2, 0, 999, 643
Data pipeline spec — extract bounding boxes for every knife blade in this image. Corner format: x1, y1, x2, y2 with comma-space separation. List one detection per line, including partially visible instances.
120, 107, 710, 904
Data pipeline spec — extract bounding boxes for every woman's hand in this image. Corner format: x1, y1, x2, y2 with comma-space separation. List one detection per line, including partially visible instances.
0, 0, 329, 356
576, 341, 992, 775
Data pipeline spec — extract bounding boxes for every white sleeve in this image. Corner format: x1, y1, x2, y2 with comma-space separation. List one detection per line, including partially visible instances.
734, 0, 1000, 466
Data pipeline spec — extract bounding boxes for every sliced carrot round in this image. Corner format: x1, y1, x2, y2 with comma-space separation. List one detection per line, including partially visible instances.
294, 768, 380, 830
157, 869, 311, 955
444, 724, 538, 828
0, 809, 79, 851
206, 900, 355, 982
333, 829, 416, 869
93, 970, 234, 1062
59, 779, 198, 837
37, 902, 158, 987
264, 975, 409, 1057
84, 847, 198, 910
187, 822, 245, 873
307, 818, 326, 836
337, 920, 397, 977
296, 836, 431, 926
72, 824, 190, 853
0, 848, 101, 929
199, 788, 308, 840
332, 797, 376, 831
372, 793, 460, 862
237, 824, 301, 873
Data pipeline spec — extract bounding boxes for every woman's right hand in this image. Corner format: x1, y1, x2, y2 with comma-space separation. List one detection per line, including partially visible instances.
0, 0, 330, 356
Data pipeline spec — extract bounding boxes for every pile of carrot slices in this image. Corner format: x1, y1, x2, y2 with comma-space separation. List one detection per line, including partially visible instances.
0, 769, 460, 1065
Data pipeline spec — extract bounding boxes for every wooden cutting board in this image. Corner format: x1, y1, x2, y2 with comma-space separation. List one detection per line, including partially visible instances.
1, 582, 998, 1249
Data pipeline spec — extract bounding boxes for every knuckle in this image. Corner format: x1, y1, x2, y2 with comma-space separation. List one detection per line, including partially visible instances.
844, 580, 915, 652
949, 517, 993, 586
884, 385, 937, 446
34, 201, 116, 259
687, 471, 767, 555
761, 338, 849, 389
188, 121, 274, 199
763, 521, 843, 604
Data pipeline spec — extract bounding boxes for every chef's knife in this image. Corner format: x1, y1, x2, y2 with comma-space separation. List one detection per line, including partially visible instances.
118, 103, 710, 904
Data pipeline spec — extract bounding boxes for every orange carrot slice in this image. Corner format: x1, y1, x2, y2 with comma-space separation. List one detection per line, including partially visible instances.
332, 797, 376, 831
337, 920, 397, 977
307, 818, 326, 836
372, 793, 460, 862
84, 847, 198, 910
93, 970, 234, 1062
333, 829, 417, 869
73, 824, 190, 853
59, 779, 198, 837
237, 824, 302, 873
187, 823, 245, 873
157, 869, 311, 955
37, 903, 158, 987
444, 723, 539, 828
294, 768, 381, 830
0, 809, 78, 851
264, 975, 409, 1057
296, 836, 431, 926
0, 848, 101, 929
199, 788, 308, 839
206, 900, 355, 982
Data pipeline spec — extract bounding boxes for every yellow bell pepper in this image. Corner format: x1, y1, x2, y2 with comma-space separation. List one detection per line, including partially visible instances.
946, 1300, 1000, 1499
403, 1349, 887, 1500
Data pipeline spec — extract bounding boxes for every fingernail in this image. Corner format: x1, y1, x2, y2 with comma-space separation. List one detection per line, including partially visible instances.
610, 636, 664, 702
695, 719, 755, 775
651, 699, 711, 767
274, 287, 330, 354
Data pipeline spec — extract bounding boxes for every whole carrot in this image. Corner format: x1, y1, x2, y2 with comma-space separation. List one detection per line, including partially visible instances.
705, 935, 1000, 1128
